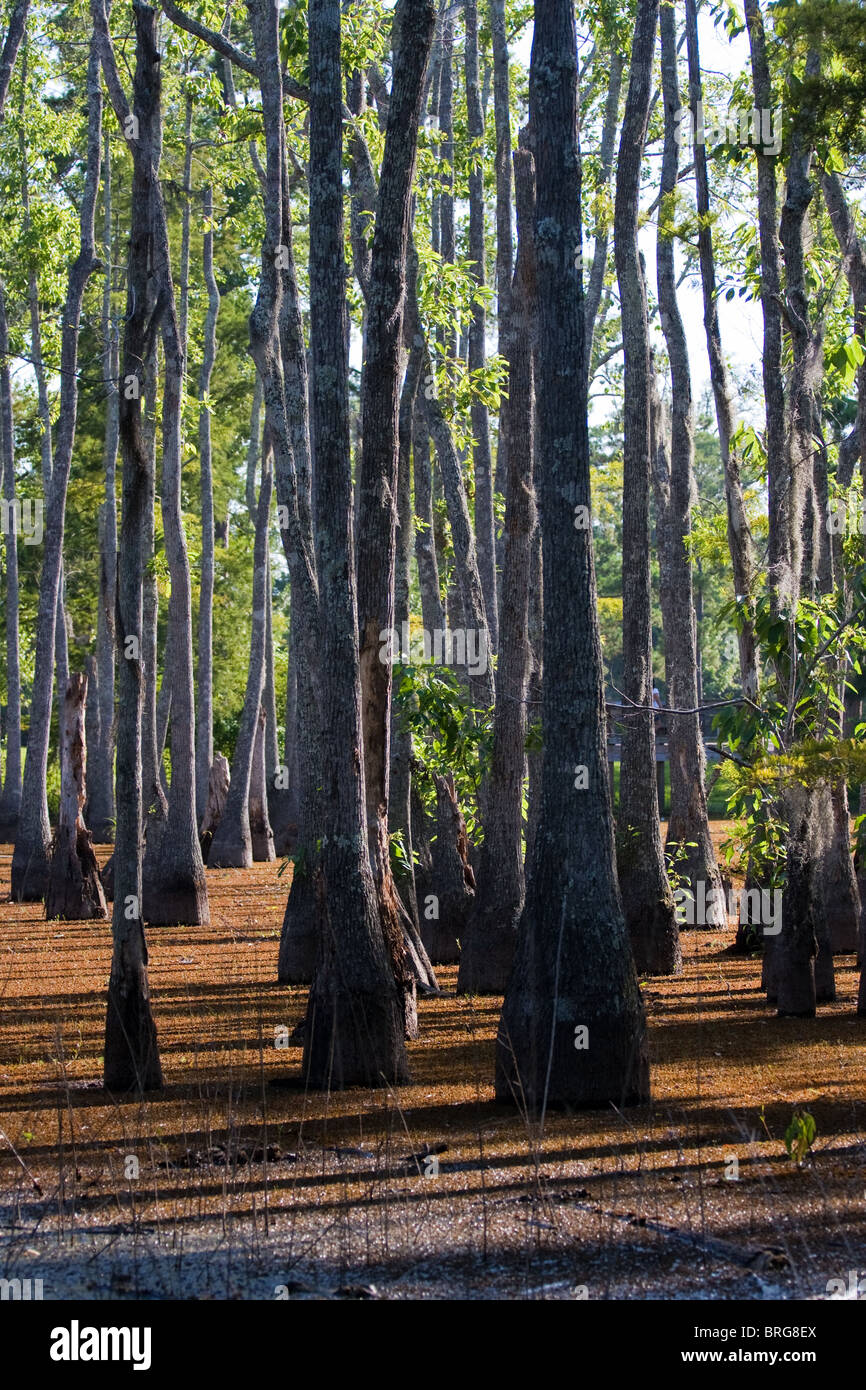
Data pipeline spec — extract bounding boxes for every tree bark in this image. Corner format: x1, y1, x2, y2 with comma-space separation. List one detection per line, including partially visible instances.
209, 439, 273, 868
10, 27, 102, 901
354, 0, 435, 941
199, 750, 229, 863
301, 0, 411, 1086
496, 0, 649, 1112
613, 0, 678, 974
96, 0, 162, 1092
194, 183, 219, 827
45, 673, 107, 921
425, 770, 475, 964
684, 0, 758, 695
249, 703, 275, 862
744, 0, 788, 613
654, 1, 721, 920
464, 0, 496, 651
144, 54, 210, 925
458, 144, 536, 996
0, 281, 21, 838
489, 0, 513, 518
88, 135, 118, 843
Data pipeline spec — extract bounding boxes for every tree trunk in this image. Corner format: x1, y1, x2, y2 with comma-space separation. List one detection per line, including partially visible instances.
654, 1, 721, 919
496, 0, 649, 1112
489, 0, 513, 520
0, 281, 21, 838
353, 0, 435, 991
249, 704, 275, 862
613, 0, 678, 975
46, 673, 107, 921
301, 0, 411, 1087
584, 49, 623, 373
96, 0, 162, 1092
412, 395, 445, 635
424, 771, 475, 964
146, 58, 209, 927
10, 30, 102, 901
209, 440, 273, 869
744, 0, 788, 614
458, 144, 536, 996
88, 132, 118, 842
464, 0, 496, 650
199, 751, 229, 864
684, 0, 758, 695
194, 183, 219, 827
245, 0, 324, 992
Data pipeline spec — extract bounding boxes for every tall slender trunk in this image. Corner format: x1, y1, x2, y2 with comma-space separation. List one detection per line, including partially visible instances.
459, 144, 536, 996
489, 0, 512, 515
209, 439, 273, 868
195, 183, 219, 826
613, 0, 678, 974
145, 30, 209, 927
11, 30, 102, 901
244, 0, 322, 991
412, 395, 444, 634
354, 0, 435, 921
0, 281, 21, 836
89, 129, 118, 842
464, 0, 496, 650
301, 0, 411, 1087
744, 0, 787, 613
98, 0, 162, 1092
496, 0, 649, 1112
0, 4, 31, 838
684, 0, 757, 696
654, 0, 720, 917
584, 49, 623, 373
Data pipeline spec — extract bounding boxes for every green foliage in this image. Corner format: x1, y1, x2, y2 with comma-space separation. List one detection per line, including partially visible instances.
784, 1110, 817, 1167
392, 661, 492, 841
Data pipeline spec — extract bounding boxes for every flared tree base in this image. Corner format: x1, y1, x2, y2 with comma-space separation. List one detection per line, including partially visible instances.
457, 902, 520, 995
45, 827, 107, 921
104, 971, 163, 1091
301, 980, 410, 1090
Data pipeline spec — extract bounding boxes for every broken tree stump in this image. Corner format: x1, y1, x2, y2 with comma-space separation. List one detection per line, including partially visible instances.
45, 673, 107, 922
199, 752, 230, 865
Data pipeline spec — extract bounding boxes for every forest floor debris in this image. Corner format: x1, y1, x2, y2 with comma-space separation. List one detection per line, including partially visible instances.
0, 836, 864, 1300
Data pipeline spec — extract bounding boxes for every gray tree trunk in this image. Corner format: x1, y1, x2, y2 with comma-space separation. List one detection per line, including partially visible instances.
45, 672, 107, 921
489, 0, 512, 518
145, 68, 210, 926
0, 281, 21, 837
354, 0, 435, 959
209, 440, 273, 868
0, 3, 30, 833
613, 0, 678, 974
654, 1, 720, 919
744, 0, 788, 613
584, 49, 623, 373
194, 183, 219, 826
496, 0, 649, 1112
244, 0, 323, 989
10, 30, 102, 901
459, 144, 536, 996
88, 139, 118, 843
96, 0, 162, 1092
249, 703, 275, 862
684, 0, 758, 696
301, 0, 411, 1086
464, 0, 496, 651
